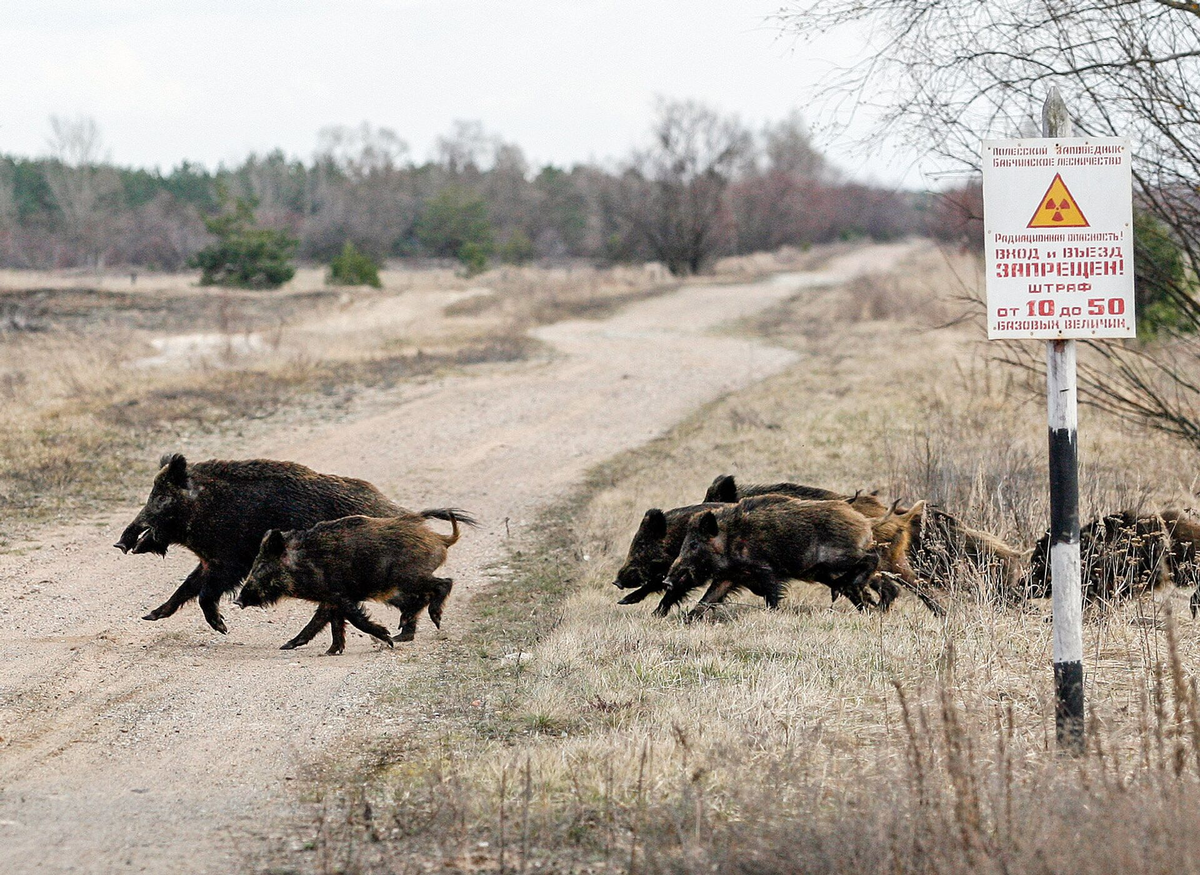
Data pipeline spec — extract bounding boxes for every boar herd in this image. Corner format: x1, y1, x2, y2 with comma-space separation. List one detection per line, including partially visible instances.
613, 474, 1200, 620
115, 454, 474, 654
111, 456, 1200, 656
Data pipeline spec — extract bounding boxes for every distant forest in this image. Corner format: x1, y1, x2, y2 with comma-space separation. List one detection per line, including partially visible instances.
0, 103, 978, 273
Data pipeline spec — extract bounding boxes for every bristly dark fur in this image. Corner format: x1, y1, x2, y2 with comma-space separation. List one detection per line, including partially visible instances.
703, 474, 847, 505
236, 513, 465, 654
660, 497, 883, 620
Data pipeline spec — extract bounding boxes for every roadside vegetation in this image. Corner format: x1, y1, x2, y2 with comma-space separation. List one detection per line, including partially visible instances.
270, 246, 1200, 874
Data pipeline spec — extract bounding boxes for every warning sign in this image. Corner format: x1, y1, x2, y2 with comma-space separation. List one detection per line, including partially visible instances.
1027, 174, 1089, 228
982, 137, 1134, 339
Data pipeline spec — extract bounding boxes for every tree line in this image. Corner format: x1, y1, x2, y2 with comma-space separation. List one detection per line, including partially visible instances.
0, 102, 938, 277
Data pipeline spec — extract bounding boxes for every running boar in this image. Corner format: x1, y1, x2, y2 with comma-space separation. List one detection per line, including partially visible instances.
613, 504, 725, 606
234, 511, 471, 654
909, 505, 1024, 599
659, 497, 884, 619
703, 474, 852, 505
115, 453, 463, 635
1025, 510, 1173, 604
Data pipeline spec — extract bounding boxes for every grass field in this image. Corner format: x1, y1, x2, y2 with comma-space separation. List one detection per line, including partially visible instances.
279, 246, 1200, 874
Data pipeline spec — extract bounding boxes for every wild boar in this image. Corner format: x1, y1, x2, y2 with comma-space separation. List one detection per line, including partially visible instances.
1025, 510, 1173, 605
658, 497, 885, 619
613, 499, 792, 611
234, 511, 471, 654
909, 505, 1025, 599
115, 453, 465, 635
703, 474, 848, 505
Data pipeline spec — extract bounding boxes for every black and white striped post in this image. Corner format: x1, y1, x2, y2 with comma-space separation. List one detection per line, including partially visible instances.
1043, 88, 1085, 754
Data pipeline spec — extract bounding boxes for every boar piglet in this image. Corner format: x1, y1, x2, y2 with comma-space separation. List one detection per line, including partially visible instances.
115, 453, 462, 636
659, 497, 882, 619
235, 511, 473, 655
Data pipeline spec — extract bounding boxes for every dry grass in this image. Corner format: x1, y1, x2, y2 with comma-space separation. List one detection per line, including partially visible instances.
268, 246, 1200, 874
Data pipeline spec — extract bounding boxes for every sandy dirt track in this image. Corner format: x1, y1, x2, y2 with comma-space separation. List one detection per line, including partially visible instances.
0, 244, 909, 873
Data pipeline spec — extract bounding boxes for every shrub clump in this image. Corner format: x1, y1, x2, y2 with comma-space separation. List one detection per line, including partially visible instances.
415, 186, 494, 277
327, 242, 382, 288
190, 193, 297, 290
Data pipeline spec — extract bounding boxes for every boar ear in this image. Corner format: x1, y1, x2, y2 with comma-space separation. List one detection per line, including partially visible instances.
707, 475, 737, 503
643, 508, 667, 539
698, 511, 719, 538
161, 453, 188, 487
262, 529, 285, 558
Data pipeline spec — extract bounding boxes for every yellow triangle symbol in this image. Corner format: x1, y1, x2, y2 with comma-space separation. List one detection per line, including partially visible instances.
1027, 173, 1089, 228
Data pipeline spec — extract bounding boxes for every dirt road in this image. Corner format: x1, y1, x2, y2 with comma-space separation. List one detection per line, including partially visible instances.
0, 244, 910, 873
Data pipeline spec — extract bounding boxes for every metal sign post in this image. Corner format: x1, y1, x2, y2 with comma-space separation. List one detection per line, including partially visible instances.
981, 87, 1136, 755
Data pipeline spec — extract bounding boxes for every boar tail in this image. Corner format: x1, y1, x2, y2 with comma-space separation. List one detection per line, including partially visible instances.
420, 507, 479, 528
420, 508, 477, 546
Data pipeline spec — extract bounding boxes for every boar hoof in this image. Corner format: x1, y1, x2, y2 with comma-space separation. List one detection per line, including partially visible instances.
396, 629, 416, 643
280, 640, 301, 650
142, 608, 167, 621
325, 645, 344, 656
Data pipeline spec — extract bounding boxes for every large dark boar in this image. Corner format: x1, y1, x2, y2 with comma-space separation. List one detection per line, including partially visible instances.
115, 453, 464, 634
234, 512, 469, 654
659, 497, 884, 619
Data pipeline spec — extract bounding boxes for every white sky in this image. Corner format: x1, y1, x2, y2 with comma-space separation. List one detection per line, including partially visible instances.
0, 1, 930, 186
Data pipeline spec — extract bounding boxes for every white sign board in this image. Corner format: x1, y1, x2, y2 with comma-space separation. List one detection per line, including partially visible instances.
982, 137, 1134, 339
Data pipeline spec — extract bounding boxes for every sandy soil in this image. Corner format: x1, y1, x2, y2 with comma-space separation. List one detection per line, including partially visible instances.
0, 243, 911, 873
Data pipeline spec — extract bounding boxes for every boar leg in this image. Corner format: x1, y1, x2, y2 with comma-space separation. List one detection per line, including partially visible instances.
390, 593, 425, 643
281, 605, 333, 650
145, 562, 240, 632
143, 563, 207, 622
327, 613, 347, 656
618, 582, 665, 605
338, 600, 394, 648
196, 565, 242, 634
425, 576, 454, 630
686, 578, 740, 621
834, 554, 882, 612
652, 584, 693, 617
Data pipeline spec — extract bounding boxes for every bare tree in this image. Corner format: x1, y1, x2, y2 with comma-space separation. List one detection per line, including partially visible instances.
780, 1, 1200, 446
43, 115, 122, 268
618, 99, 752, 275
436, 120, 495, 176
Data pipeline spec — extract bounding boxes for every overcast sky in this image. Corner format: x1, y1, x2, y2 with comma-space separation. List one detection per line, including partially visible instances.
1, 1, 930, 186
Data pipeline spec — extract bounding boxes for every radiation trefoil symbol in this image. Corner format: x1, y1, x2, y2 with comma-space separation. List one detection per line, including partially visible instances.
1027, 173, 1089, 228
